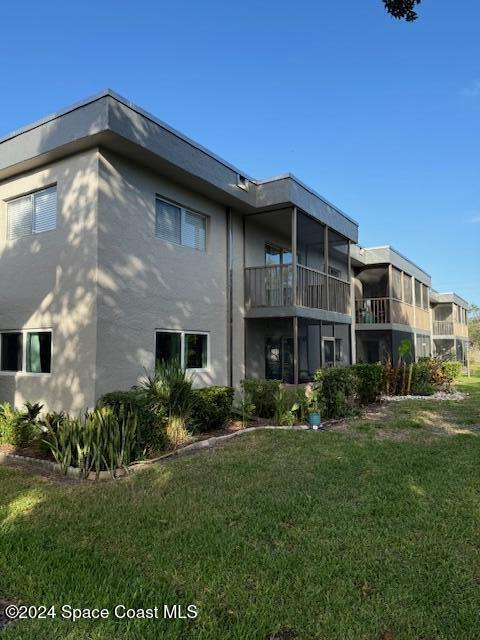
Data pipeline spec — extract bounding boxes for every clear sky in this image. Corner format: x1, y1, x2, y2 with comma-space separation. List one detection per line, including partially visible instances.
1, 0, 478, 305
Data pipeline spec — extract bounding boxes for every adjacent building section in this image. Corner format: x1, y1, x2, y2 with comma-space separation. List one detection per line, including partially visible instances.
352, 245, 432, 364
430, 291, 469, 366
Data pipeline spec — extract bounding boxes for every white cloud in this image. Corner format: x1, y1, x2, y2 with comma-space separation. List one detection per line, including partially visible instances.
469, 215, 480, 223
461, 80, 480, 97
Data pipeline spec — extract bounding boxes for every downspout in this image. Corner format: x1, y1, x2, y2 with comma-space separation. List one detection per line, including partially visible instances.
226, 207, 233, 388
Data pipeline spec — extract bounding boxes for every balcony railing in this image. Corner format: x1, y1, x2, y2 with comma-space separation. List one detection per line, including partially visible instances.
245, 264, 350, 315
433, 321, 454, 336
355, 298, 389, 324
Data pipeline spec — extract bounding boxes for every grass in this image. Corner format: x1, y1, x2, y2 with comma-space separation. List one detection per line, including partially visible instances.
1, 369, 480, 639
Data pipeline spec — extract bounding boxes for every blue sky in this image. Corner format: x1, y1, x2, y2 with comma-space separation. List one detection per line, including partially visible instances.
1, 0, 479, 304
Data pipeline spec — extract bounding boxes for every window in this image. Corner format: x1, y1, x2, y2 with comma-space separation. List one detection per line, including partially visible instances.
26, 332, 52, 373
328, 266, 341, 278
265, 244, 292, 266
7, 186, 57, 240
185, 333, 208, 369
0, 330, 51, 374
155, 198, 206, 251
1, 333, 23, 372
155, 330, 209, 370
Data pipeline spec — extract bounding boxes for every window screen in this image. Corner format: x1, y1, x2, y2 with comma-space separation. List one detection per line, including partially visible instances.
422, 285, 429, 310
415, 280, 422, 308
391, 267, 402, 300
403, 274, 413, 304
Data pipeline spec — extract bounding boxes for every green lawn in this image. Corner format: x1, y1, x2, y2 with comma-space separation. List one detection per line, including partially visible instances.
1, 370, 480, 640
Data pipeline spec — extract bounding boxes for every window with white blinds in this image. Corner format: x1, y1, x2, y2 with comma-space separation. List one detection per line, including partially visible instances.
155, 198, 206, 251
7, 186, 57, 240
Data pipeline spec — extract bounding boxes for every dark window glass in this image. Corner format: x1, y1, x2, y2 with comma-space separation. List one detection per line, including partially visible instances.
265, 244, 292, 266
26, 332, 51, 373
1, 333, 23, 371
185, 334, 207, 369
155, 332, 181, 366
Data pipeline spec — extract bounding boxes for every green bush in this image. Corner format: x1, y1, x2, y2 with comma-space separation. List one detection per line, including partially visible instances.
0, 402, 40, 447
240, 379, 281, 418
410, 360, 436, 395
42, 407, 138, 478
99, 389, 166, 454
138, 362, 194, 448
191, 386, 234, 432
352, 363, 384, 405
314, 368, 357, 419
441, 361, 462, 388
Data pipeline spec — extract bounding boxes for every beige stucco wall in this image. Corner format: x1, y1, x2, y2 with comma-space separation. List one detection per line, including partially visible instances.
94, 151, 232, 397
0, 150, 99, 412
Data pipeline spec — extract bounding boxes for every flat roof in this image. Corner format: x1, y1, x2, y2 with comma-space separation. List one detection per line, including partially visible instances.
0, 90, 358, 240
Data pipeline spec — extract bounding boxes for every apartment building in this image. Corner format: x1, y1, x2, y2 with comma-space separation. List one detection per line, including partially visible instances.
0, 92, 469, 412
0, 91, 358, 412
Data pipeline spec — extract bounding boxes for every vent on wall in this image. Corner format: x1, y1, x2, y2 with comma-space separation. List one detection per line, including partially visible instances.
237, 174, 249, 191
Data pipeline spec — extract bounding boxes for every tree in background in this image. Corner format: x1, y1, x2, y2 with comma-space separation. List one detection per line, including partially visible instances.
384, 0, 421, 21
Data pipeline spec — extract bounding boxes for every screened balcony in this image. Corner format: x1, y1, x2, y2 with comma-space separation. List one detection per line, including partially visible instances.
432, 302, 469, 337
354, 265, 430, 330
244, 208, 351, 316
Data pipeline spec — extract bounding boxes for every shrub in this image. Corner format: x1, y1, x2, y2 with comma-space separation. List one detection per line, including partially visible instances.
410, 360, 437, 396
232, 392, 256, 429
138, 362, 194, 448
42, 406, 138, 478
0, 402, 41, 447
352, 363, 384, 405
441, 361, 462, 389
240, 379, 281, 418
100, 389, 166, 454
191, 386, 234, 432
314, 368, 357, 419
272, 387, 300, 426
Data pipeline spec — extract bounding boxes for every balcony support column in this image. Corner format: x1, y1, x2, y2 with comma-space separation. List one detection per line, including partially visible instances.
293, 316, 299, 385
291, 207, 299, 385
291, 207, 298, 305
324, 225, 330, 311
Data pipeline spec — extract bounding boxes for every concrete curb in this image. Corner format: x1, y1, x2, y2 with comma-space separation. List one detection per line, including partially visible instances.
0, 424, 315, 481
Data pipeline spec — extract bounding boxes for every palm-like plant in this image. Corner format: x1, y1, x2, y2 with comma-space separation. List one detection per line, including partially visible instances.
138, 361, 194, 447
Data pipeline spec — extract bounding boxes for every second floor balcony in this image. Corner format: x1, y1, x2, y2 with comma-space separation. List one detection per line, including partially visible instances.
243, 207, 352, 318
353, 264, 431, 331
245, 263, 351, 315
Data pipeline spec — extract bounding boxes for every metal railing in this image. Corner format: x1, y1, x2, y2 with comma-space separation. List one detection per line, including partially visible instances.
355, 298, 389, 324
244, 264, 293, 308
433, 321, 454, 336
245, 264, 351, 314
